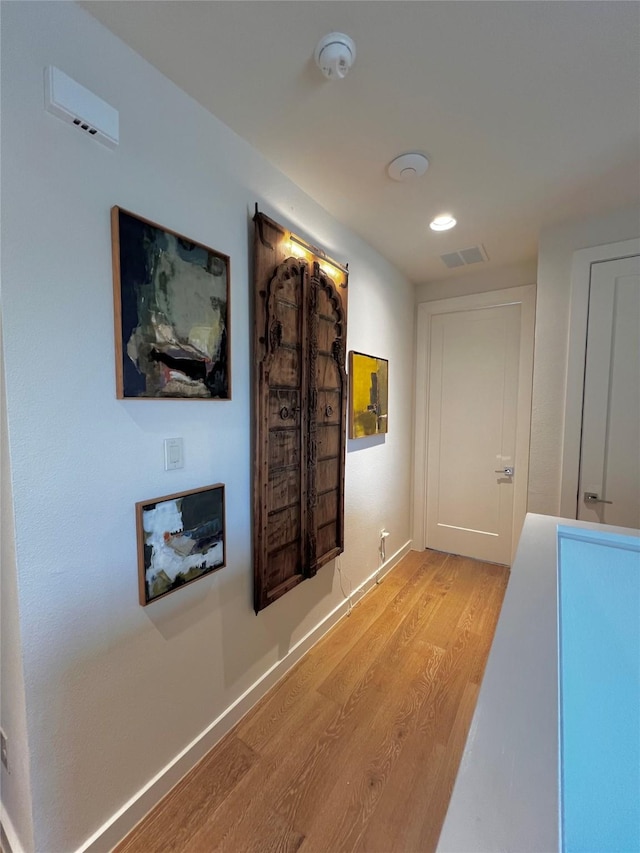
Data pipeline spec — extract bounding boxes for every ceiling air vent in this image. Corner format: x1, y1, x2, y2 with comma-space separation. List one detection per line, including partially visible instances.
440, 245, 489, 269
440, 252, 466, 269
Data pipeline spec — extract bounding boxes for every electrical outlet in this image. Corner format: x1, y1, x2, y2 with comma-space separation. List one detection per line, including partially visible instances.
1, 729, 8, 770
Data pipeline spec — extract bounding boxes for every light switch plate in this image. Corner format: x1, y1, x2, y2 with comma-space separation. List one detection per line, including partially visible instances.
164, 437, 184, 470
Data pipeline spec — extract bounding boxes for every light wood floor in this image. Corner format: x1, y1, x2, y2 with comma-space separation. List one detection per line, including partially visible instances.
116, 550, 509, 853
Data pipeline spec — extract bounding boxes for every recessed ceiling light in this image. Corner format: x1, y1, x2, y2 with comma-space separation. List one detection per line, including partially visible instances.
429, 214, 457, 232
387, 153, 429, 182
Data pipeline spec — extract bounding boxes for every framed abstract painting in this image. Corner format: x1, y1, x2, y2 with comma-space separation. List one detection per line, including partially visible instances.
112, 207, 230, 399
136, 483, 226, 605
348, 351, 388, 438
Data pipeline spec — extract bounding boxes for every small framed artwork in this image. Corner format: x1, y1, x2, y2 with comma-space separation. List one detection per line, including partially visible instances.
136, 484, 226, 605
112, 207, 231, 399
349, 351, 389, 439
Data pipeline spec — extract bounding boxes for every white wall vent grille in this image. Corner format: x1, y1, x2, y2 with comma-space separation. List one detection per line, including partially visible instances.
44, 66, 119, 149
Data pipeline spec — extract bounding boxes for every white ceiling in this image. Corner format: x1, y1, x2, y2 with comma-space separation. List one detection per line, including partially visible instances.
83, 1, 640, 285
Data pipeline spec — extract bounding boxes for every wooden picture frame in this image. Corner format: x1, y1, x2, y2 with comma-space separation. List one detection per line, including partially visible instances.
136, 484, 226, 605
348, 351, 389, 438
111, 207, 231, 399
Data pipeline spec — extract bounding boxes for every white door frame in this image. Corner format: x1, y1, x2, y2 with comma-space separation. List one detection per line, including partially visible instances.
413, 285, 536, 563
560, 238, 640, 518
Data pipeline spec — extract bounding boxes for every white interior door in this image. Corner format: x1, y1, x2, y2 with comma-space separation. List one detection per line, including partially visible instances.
413, 286, 535, 566
426, 304, 520, 563
578, 255, 640, 528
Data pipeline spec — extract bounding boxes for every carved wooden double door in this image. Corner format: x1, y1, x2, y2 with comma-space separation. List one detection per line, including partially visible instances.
253, 213, 348, 612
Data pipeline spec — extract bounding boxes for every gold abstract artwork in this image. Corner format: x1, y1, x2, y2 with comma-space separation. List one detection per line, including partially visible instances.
349, 351, 388, 438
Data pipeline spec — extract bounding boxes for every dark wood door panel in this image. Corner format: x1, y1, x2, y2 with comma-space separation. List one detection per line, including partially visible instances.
253, 211, 348, 612
317, 390, 341, 425
317, 489, 338, 528
317, 457, 339, 493
317, 316, 338, 352
268, 467, 300, 513
317, 286, 339, 317
316, 353, 341, 392
267, 505, 301, 552
317, 521, 339, 558
273, 272, 302, 307
268, 347, 300, 388
264, 542, 301, 593
268, 390, 300, 428
268, 430, 300, 470
273, 302, 300, 345
317, 424, 341, 459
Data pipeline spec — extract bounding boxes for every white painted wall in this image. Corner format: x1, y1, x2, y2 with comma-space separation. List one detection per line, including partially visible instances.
1, 319, 35, 853
414, 258, 537, 304
0, 4, 415, 851
530, 205, 640, 514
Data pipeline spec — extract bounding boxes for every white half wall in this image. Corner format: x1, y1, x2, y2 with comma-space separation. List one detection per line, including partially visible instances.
0, 3, 415, 851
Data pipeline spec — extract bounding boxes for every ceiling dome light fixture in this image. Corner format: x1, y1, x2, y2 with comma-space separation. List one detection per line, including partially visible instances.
387, 152, 429, 182
314, 32, 356, 80
429, 214, 457, 232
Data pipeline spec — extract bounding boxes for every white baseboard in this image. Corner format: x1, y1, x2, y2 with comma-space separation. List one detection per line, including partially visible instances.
77, 540, 413, 853
1, 804, 27, 853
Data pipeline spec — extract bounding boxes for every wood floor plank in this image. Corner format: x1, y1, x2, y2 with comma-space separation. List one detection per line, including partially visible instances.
302, 643, 446, 852
344, 559, 507, 852
193, 789, 305, 853
352, 638, 475, 850
316, 552, 447, 705
474, 563, 509, 637
430, 600, 491, 749
354, 739, 447, 853
469, 568, 510, 685
427, 564, 499, 738
237, 551, 439, 752
235, 652, 337, 755
184, 693, 339, 850
238, 682, 340, 760
114, 551, 509, 853
418, 681, 481, 853
113, 735, 258, 853
273, 585, 449, 833
422, 554, 478, 649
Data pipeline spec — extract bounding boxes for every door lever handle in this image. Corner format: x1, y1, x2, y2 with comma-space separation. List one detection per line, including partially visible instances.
584, 492, 613, 505
495, 467, 514, 476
